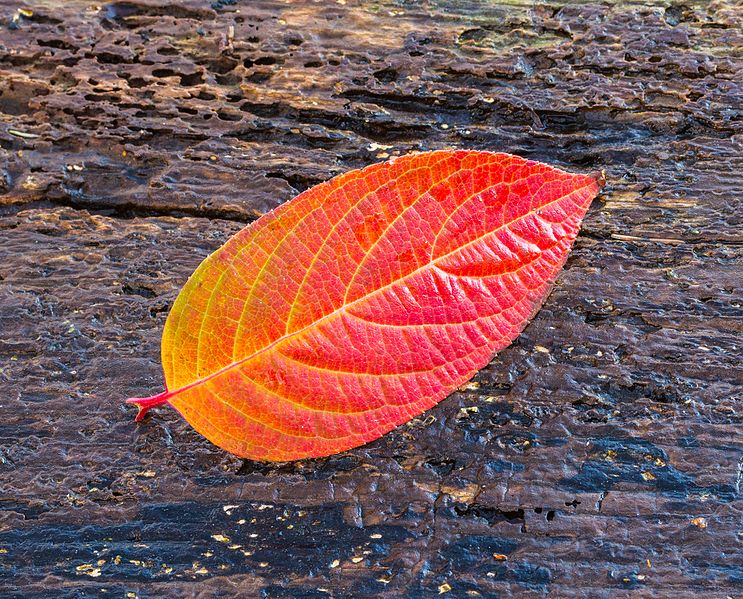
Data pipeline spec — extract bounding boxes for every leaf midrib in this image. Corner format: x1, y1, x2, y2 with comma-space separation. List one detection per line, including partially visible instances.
166, 178, 596, 400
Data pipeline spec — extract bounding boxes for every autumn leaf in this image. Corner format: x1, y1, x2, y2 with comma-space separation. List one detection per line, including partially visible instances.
127, 150, 604, 461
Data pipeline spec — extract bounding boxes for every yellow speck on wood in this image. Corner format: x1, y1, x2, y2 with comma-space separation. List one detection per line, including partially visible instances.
457, 406, 479, 419
370, 533, 382, 539
641, 471, 656, 481
535, 345, 550, 353
351, 556, 363, 563
8, 129, 40, 139
691, 517, 708, 529
211, 534, 230, 543
21, 175, 42, 190
493, 554, 508, 560
330, 559, 340, 568
442, 483, 480, 503
439, 582, 452, 594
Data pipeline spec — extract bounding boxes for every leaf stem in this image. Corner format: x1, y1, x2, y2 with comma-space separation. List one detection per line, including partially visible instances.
126, 390, 172, 422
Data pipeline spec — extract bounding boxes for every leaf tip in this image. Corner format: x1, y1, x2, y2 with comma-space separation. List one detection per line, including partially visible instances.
126, 391, 171, 422
590, 169, 607, 189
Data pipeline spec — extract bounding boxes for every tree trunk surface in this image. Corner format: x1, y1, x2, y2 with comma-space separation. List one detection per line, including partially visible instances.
0, 1, 740, 597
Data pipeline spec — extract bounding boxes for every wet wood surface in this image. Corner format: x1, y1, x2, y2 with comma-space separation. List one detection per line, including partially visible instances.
0, 1, 741, 597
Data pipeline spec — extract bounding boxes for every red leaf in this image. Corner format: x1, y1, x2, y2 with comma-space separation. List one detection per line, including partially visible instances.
127, 151, 604, 461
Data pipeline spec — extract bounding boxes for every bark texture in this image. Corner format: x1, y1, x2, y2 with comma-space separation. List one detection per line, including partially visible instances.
0, 0, 741, 597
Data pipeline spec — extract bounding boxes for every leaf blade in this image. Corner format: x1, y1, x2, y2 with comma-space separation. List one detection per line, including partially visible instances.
129, 150, 603, 461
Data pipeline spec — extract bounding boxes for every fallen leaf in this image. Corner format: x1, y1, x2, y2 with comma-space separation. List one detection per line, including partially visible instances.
127, 150, 603, 461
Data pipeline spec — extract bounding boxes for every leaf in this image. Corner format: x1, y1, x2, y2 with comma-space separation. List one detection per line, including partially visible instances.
127, 150, 604, 461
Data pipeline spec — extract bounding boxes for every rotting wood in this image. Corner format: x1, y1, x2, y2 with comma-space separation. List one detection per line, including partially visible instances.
0, 1, 741, 597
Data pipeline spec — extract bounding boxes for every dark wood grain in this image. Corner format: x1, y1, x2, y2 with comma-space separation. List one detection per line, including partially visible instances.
0, 1, 741, 597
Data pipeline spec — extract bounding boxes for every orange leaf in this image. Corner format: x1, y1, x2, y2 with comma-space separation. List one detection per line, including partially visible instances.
127, 151, 604, 461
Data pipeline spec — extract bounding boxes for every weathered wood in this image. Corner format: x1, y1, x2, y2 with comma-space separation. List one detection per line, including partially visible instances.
0, 0, 741, 597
